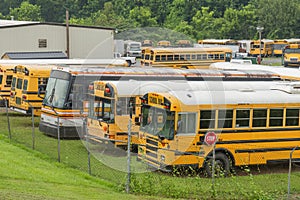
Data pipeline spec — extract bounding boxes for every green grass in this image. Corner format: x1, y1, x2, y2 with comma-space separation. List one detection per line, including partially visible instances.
1, 110, 300, 199
0, 136, 161, 200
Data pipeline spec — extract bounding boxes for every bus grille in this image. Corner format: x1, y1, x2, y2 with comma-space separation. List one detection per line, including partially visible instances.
146, 138, 158, 146
290, 58, 298, 62
145, 136, 159, 159
16, 97, 21, 105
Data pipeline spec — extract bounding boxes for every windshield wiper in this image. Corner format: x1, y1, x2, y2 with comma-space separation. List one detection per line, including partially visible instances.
49, 88, 55, 103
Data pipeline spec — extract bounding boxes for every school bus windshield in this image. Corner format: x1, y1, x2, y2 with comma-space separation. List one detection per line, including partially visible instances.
140, 105, 175, 140
285, 48, 300, 53
43, 77, 70, 108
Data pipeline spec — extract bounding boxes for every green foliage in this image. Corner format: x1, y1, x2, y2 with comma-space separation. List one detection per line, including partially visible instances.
1, 0, 300, 46
129, 6, 157, 27
254, 0, 300, 39
9, 1, 42, 21
192, 7, 217, 39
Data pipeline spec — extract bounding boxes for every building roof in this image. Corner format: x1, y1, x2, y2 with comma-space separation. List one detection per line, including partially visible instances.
0, 19, 38, 26
0, 20, 114, 30
1, 51, 68, 59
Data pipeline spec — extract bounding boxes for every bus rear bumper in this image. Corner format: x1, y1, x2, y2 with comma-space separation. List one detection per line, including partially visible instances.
10, 106, 31, 115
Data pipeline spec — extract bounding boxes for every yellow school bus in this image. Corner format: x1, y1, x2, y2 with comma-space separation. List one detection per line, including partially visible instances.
9, 64, 55, 116
140, 47, 232, 69
282, 44, 300, 67
249, 39, 274, 57
138, 82, 300, 176
87, 70, 282, 148
0, 64, 14, 106
157, 40, 171, 47
198, 39, 239, 46
87, 79, 201, 148
273, 39, 300, 57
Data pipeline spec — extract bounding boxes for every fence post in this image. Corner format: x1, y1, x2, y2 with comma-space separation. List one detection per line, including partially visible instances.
0, 96, 11, 141
84, 118, 91, 175
29, 104, 35, 150
287, 146, 298, 199
126, 102, 133, 193
57, 115, 61, 162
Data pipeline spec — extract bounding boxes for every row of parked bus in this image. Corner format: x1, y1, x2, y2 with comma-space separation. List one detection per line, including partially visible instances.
2, 58, 300, 176
141, 39, 300, 68
199, 38, 300, 58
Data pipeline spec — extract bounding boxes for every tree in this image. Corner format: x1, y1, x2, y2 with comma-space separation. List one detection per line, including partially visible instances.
129, 6, 157, 27
69, 2, 133, 31
31, 0, 65, 22
252, 0, 300, 38
0, 0, 23, 16
9, 1, 42, 21
219, 5, 257, 39
192, 7, 217, 39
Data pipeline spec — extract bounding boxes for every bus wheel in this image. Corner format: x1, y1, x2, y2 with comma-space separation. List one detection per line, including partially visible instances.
126, 60, 132, 67
204, 153, 231, 177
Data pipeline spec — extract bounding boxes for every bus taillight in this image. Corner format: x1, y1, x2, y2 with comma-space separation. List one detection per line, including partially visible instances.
105, 87, 110, 94
22, 95, 27, 100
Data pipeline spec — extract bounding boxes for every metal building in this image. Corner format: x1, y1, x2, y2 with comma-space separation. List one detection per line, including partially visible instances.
0, 20, 115, 59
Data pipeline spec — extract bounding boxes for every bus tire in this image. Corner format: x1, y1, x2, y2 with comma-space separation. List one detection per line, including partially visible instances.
204, 152, 231, 177
126, 60, 132, 67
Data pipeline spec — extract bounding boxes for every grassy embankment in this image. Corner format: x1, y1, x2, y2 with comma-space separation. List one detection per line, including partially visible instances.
0, 111, 300, 199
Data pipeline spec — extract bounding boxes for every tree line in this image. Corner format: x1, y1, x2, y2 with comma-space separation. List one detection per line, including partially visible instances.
0, 0, 299, 41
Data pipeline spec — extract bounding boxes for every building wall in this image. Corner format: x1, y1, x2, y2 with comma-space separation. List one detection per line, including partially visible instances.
0, 23, 114, 59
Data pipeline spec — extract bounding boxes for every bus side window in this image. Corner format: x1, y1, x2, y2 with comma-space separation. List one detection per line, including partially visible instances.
5, 75, 12, 87
177, 113, 197, 134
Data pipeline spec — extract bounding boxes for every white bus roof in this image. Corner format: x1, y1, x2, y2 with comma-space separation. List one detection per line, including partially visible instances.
51, 66, 280, 80
166, 87, 300, 106
98, 80, 289, 96
210, 62, 300, 80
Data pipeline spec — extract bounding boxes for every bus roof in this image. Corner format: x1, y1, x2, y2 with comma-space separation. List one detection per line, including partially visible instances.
96, 79, 285, 96
145, 47, 232, 53
0, 59, 127, 66
210, 62, 300, 81
250, 39, 274, 43
162, 86, 300, 105
274, 38, 300, 43
0, 64, 16, 69
198, 39, 238, 44
17, 64, 57, 70
51, 66, 280, 80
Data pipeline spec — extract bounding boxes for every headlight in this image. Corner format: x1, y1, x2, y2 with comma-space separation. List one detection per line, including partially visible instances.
160, 155, 165, 162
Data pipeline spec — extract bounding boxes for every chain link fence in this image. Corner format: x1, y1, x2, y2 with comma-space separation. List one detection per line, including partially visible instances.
1, 106, 300, 199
